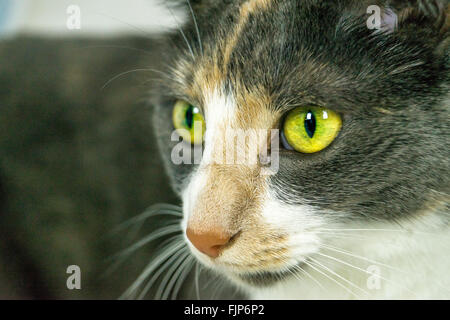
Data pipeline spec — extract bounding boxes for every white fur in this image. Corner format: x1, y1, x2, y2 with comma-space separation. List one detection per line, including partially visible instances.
181, 87, 237, 268
251, 196, 450, 299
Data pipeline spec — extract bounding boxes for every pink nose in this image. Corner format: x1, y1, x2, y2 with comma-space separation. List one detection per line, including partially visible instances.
186, 227, 232, 258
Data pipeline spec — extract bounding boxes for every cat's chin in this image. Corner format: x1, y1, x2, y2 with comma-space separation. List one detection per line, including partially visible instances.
225, 263, 305, 288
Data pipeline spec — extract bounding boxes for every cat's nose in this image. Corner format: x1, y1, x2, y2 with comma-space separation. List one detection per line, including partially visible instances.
186, 227, 232, 258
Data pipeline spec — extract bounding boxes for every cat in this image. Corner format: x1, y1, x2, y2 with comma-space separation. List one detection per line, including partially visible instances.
142, 0, 450, 299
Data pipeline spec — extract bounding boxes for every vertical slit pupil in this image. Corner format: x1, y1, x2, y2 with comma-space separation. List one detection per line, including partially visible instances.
185, 105, 194, 129
304, 111, 316, 138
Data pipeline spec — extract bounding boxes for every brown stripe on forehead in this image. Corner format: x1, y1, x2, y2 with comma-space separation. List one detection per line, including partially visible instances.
185, 0, 273, 108
223, 0, 272, 73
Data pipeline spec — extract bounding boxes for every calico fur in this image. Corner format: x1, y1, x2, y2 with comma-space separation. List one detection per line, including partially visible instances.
152, 0, 450, 299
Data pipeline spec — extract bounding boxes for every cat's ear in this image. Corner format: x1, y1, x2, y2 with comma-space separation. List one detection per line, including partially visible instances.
382, 0, 449, 35
373, 0, 449, 57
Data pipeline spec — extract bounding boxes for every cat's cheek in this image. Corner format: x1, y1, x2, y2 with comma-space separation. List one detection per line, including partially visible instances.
259, 191, 326, 261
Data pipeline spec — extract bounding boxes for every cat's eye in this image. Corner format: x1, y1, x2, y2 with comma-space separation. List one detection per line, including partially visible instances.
282, 106, 342, 153
172, 100, 205, 145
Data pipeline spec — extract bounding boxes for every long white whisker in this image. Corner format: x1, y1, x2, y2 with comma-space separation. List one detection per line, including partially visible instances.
120, 236, 185, 299
195, 262, 201, 300
171, 257, 196, 300
90, 10, 157, 40
315, 251, 417, 297
308, 257, 369, 296
313, 231, 405, 250
313, 231, 370, 241
79, 45, 158, 57
157, 250, 191, 300
291, 264, 326, 291
104, 224, 181, 277
164, 0, 195, 60
202, 271, 222, 292
185, 0, 203, 55
321, 243, 450, 294
109, 224, 181, 262
321, 243, 411, 276
112, 204, 182, 234
304, 260, 360, 298
101, 68, 169, 90
211, 276, 227, 299
138, 247, 188, 300
319, 228, 450, 238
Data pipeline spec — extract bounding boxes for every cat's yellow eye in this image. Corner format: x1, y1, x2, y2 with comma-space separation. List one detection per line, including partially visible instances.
172, 100, 205, 145
282, 106, 342, 153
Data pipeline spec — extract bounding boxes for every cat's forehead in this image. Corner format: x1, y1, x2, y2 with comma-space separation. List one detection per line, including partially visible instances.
174, 0, 341, 105
169, 0, 445, 114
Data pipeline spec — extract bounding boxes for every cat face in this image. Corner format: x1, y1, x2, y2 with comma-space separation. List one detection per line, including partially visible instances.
152, 0, 449, 288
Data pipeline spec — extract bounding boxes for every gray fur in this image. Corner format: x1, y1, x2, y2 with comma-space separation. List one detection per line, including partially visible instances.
153, 0, 449, 222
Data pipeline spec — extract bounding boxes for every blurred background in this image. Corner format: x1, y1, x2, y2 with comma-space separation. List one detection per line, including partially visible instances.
0, 0, 203, 299
0, 0, 183, 38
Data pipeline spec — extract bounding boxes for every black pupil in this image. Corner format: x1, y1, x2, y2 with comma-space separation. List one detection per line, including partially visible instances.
185, 106, 194, 129
304, 111, 316, 138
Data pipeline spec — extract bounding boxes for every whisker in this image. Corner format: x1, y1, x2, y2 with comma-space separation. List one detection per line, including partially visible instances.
291, 264, 326, 291
194, 262, 201, 300
90, 10, 158, 40
320, 243, 413, 276
104, 224, 181, 277
157, 250, 191, 299
163, 0, 196, 60
315, 251, 418, 297
202, 271, 222, 294
211, 276, 227, 300
78, 45, 158, 57
170, 256, 196, 300
140, 75, 178, 88
185, 0, 203, 55
111, 204, 182, 235
320, 243, 450, 294
119, 218, 149, 248
304, 260, 360, 298
313, 231, 370, 242
308, 257, 369, 296
137, 247, 188, 300
313, 230, 405, 250
120, 236, 185, 299
101, 68, 169, 90
109, 224, 181, 262
319, 228, 450, 238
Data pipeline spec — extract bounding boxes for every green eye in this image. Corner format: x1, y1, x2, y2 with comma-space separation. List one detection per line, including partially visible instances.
172, 100, 205, 145
282, 106, 342, 153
